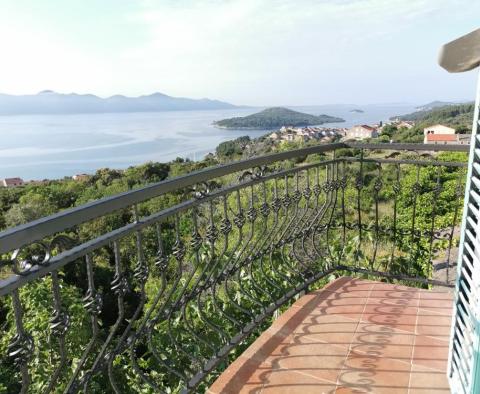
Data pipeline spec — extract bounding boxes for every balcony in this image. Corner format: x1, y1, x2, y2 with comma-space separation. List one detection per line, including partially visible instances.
0, 142, 471, 393
209, 277, 453, 394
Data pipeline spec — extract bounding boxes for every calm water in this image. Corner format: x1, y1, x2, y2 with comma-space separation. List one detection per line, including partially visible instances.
0, 104, 416, 180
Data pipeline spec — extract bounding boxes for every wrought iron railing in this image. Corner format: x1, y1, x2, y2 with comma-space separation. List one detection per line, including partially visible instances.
0, 142, 469, 393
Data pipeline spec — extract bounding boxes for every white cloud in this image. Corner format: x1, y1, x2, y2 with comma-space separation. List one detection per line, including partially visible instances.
0, 0, 478, 104
0, 20, 114, 94
116, 0, 471, 103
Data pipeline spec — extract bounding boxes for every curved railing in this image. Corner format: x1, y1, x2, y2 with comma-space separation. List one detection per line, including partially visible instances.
0, 142, 469, 393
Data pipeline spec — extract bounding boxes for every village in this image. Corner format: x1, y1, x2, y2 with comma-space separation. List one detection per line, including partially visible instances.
268, 126, 346, 143
268, 119, 471, 146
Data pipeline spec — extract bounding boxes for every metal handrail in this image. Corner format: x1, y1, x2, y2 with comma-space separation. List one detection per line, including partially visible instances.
0, 25, 477, 393
0, 158, 341, 295
0, 142, 343, 254
0, 142, 468, 255
0, 142, 469, 393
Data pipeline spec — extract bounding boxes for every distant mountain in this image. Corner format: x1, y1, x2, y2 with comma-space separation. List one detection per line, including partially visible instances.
213, 107, 344, 129
350, 109, 364, 113
415, 101, 459, 111
0, 91, 237, 115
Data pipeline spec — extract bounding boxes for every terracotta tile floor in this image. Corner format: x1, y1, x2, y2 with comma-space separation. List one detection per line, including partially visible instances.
208, 277, 453, 394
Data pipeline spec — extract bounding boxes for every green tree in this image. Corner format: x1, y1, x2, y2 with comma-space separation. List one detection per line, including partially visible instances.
4, 193, 56, 227
380, 124, 397, 137
456, 124, 469, 134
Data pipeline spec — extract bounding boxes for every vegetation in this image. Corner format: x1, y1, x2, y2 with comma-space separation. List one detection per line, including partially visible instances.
0, 130, 469, 392
395, 103, 474, 133
366, 103, 475, 143
415, 101, 458, 111
213, 107, 344, 129
215, 136, 251, 158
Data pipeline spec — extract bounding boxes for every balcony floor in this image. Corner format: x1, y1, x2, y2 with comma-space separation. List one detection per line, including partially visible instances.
209, 277, 453, 394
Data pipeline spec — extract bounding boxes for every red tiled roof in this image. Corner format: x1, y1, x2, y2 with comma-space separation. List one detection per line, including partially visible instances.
360, 125, 375, 131
427, 134, 457, 142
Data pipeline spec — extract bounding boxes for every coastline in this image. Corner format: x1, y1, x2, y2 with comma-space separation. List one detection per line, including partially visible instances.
0, 104, 417, 180
212, 120, 346, 130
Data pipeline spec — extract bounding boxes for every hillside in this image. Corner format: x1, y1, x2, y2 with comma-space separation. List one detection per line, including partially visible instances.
415, 101, 458, 111
0, 90, 237, 115
395, 103, 474, 132
381, 103, 475, 143
214, 107, 344, 129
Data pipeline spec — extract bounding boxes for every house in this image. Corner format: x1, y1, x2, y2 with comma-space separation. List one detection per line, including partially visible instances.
72, 174, 90, 181
423, 124, 455, 135
423, 124, 455, 136
1, 177, 24, 187
273, 126, 343, 143
425, 133, 458, 144
423, 124, 456, 144
294, 134, 308, 142
268, 132, 280, 140
345, 125, 378, 140
397, 121, 415, 129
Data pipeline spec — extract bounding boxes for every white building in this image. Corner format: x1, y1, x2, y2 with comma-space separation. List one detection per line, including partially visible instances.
423, 124, 456, 144
345, 125, 378, 140
423, 124, 455, 136
73, 174, 90, 181
269, 132, 280, 140
1, 177, 24, 187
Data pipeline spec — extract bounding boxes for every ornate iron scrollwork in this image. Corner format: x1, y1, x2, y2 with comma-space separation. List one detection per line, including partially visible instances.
172, 239, 186, 261
50, 309, 70, 336
7, 332, 34, 367
190, 231, 203, 250
393, 182, 401, 194
205, 224, 219, 244
190, 181, 221, 199
246, 206, 257, 222
83, 289, 103, 315
355, 175, 363, 190
220, 218, 232, 234
7, 234, 75, 275
239, 165, 272, 182
0, 144, 469, 393
111, 272, 129, 297
412, 182, 422, 195
234, 211, 245, 228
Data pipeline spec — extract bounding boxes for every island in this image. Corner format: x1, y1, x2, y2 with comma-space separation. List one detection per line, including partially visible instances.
350, 109, 364, 113
213, 107, 344, 129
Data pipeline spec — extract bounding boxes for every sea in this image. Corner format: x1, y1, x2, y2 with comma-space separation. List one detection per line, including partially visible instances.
0, 104, 417, 180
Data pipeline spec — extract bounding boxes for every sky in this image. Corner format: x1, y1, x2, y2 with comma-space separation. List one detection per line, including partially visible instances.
1, 0, 480, 106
